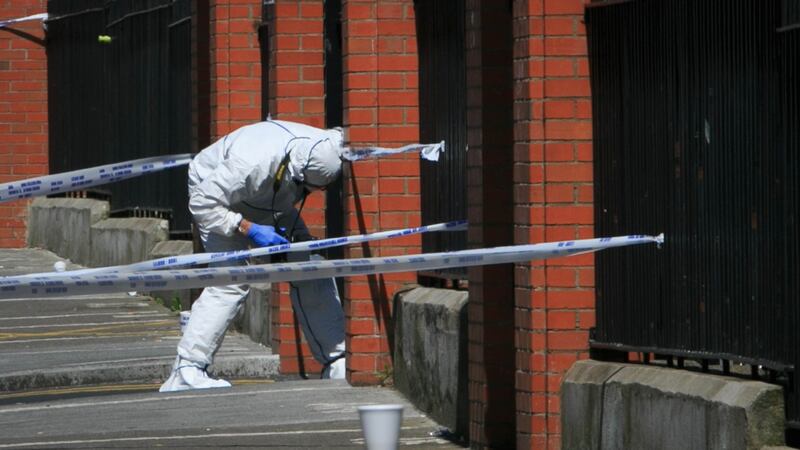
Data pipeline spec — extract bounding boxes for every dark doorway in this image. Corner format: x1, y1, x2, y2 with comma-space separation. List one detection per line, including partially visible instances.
47, 0, 193, 233
415, 0, 468, 284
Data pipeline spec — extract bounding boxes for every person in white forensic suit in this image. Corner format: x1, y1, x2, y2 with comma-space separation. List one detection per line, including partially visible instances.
160, 120, 347, 392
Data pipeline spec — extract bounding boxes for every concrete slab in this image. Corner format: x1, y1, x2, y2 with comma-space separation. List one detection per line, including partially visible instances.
0, 248, 279, 393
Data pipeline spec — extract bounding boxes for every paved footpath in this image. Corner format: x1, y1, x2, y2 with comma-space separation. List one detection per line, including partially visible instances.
0, 379, 463, 449
0, 249, 464, 448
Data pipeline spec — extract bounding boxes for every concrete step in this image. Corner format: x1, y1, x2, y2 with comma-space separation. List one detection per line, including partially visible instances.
0, 248, 280, 393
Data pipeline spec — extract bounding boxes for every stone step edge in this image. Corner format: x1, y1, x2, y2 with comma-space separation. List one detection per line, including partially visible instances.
0, 354, 281, 392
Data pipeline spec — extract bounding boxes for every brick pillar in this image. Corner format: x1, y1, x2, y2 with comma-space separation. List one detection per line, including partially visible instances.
513, 0, 593, 448
268, 2, 325, 128
464, 1, 517, 447
0, 2, 48, 248
341, 0, 420, 385
263, 1, 328, 376
208, 0, 263, 138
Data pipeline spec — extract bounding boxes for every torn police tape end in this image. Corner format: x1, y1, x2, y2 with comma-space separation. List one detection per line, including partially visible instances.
0, 154, 193, 203
15, 220, 469, 279
0, 234, 663, 300
341, 141, 445, 162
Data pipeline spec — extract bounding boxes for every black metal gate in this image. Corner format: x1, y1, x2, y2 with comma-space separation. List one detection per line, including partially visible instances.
324, 0, 344, 257
587, 0, 800, 428
47, 0, 193, 233
415, 0, 468, 280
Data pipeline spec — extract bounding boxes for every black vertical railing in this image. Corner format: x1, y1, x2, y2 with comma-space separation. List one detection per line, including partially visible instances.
781, 8, 800, 430
783, 0, 800, 27
415, 0, 468, 280
324, 0, 345, 297
259, 1, 271, 122
47, 0, 192, 232
587, 0, 800, 427
324, 0, 344, 254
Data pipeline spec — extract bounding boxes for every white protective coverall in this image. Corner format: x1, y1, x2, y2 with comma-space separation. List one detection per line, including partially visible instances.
160, 120, 347, 392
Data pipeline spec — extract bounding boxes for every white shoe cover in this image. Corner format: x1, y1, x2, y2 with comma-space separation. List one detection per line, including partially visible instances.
159, 357, 232, 392
322, 354, 346, 379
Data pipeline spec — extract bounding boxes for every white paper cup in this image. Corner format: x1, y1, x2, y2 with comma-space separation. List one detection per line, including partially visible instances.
179, 311, 191, 334
357, 404, 404, 450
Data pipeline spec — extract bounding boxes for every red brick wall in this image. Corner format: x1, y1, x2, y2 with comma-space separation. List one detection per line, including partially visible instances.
268, 2, 325, 129
264, 1, 329, 376
513, 0, 593, 448
341, 0, 420, 385
0, 2, 48, 248
208, 0, 263, 139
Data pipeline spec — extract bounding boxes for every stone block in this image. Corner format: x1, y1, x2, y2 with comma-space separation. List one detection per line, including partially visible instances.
27, 198, 109, 266
561, 359, 625, 450
90, 218, 168, 267
562, 360, 786, 450
393, 286, 468, 436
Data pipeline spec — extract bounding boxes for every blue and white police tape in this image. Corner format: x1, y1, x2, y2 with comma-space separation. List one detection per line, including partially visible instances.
10, 220, 468, 279
0, 12, 47, 29
0, 234, 664, 300
342, 141, 445, 162
0, 154, 193, 203
0, 142, 443, 203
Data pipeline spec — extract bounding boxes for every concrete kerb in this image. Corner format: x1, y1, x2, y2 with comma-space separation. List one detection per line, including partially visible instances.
0, 359, 178, 392
562, 359, 786, 450
0, 354, 280, 392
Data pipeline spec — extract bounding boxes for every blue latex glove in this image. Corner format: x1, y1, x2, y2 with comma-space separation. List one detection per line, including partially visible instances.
247, 223, 289, 247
